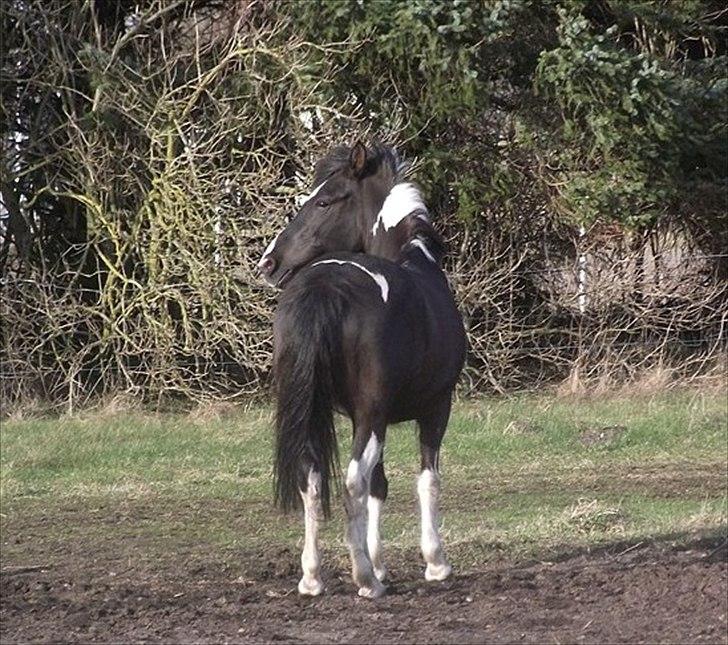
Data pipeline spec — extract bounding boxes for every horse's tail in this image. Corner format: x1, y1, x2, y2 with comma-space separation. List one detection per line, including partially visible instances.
273, 287, 342, 519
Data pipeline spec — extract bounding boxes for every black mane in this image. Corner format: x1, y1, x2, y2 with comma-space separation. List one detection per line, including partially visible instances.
406, 216, 447, 264
313, 143, 407, 186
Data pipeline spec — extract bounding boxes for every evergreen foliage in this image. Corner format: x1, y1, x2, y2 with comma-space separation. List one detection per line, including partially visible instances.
287, 0, 726, 236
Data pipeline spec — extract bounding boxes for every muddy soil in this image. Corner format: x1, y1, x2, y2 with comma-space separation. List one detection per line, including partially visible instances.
1, 535, 726, 644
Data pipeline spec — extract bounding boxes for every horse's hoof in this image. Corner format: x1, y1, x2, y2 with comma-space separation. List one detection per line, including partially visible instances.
373, 566, 387, 582
425, 562, 452, 582
298, 576, 324, 596
357, 579, 386, 598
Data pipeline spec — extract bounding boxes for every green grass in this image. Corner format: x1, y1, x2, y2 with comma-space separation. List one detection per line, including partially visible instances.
1, 390, 726, 570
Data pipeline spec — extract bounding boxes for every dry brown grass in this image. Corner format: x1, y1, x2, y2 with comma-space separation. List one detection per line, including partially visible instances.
187, 400, 241, 424
564, 499, 627, 536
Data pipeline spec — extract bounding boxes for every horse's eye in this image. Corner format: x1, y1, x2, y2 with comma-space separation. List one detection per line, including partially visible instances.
315, 199, 329, 208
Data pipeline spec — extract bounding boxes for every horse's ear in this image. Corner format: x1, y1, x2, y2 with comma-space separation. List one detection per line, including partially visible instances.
349, 141, 367, 177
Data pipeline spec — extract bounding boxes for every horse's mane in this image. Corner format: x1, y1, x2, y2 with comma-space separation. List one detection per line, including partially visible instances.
313, 144, 408, 186
311, 142, 444, 261
406, 214, 447, 264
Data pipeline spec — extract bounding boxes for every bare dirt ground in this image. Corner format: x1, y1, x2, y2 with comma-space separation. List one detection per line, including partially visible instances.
1, 532, 726, 644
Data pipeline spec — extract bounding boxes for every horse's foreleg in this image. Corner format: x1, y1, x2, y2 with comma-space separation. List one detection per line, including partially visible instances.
367, 458, 388, 582
417, 401, 453, 582
345, 429, 385, 598
298, 468, 324, 596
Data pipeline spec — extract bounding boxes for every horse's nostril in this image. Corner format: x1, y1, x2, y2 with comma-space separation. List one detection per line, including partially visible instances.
259, 256, 276, 276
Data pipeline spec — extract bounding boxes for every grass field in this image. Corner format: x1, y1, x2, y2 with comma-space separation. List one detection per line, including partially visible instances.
2, 389, 726, 572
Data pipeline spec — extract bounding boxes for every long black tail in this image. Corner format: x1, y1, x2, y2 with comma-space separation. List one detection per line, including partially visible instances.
273, 288, 342, 519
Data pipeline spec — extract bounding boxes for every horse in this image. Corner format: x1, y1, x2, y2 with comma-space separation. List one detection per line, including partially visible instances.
257, 142, 466, 599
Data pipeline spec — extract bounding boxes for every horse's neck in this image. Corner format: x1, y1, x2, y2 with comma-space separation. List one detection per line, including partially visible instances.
365, 230, 403, 262
365, 181, 428, 262
366, 231, 441, 275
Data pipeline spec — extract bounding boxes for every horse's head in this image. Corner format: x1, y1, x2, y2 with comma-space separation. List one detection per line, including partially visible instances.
258, 142, 441, 286
257, 143, 393, 286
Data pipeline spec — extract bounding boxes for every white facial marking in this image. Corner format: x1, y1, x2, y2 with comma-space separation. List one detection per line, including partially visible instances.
371, 182, 427, 235
258, 232, 280, 267
260, 179, 330, 268
410, 238, 436, 263
312, 259, 389, 303
296, 179, 327, 207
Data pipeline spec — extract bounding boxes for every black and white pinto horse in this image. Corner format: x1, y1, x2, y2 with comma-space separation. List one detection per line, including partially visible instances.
258, 143, 466, 599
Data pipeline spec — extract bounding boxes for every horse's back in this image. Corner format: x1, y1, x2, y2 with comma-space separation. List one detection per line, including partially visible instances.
275, 252, 466, 422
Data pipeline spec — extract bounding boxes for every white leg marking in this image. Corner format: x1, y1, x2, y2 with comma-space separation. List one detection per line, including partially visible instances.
298, 469, 324, 596
367, 496, 386, 582
312, 259, 389, 303
417, 467, 452, 582
345, 434, 385, 598
346, 459, 360, 492
361, 434, 382, 471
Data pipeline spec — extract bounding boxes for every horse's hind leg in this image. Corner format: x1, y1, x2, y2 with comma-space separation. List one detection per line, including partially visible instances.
368, 455, 388, 582
417, 397, 453, 582
345, 420, 386, 598
298, 467, 324, 596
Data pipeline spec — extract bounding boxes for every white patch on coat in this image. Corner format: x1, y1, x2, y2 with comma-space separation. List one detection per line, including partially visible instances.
312, 259, 389, 303
410, 237, 436, 263
371, 183, 428, 235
